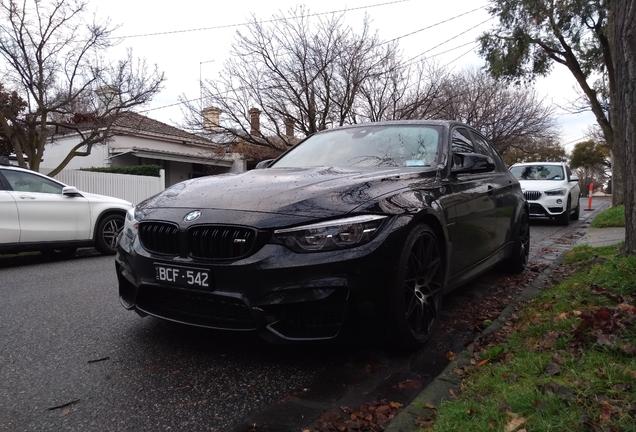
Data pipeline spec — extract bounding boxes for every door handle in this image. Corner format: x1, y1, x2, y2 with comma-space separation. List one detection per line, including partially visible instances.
19, 195, 36, 199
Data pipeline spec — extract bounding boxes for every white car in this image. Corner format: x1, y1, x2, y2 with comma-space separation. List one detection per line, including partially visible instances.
509, 162, 581, 225
0, 157, 132, 256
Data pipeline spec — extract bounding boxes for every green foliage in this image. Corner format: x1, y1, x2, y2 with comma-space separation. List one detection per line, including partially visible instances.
503, 140, 567, 166
479, 0, 608, 83
427, 243, 636, 432
570, 140, 609, 169
590, 205, 626, 228
0, 83, 28, 156
80, 165, 162, 177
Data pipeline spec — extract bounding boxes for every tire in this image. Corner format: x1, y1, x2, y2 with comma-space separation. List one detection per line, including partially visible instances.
504, 210, 529, 273
558, 197, 571, 226
570, 198, 580, 220
41, 247, 77, 258
392, 224, 445, 349
95, 214, 125, 255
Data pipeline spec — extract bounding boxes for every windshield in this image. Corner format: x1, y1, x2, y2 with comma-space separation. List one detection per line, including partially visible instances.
272, 125, 442, 169
510, 165, 565, 181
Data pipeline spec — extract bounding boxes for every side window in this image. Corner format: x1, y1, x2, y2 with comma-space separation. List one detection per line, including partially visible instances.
471, 133, 505, 172
451, 128, 474, 153
1, 170, 64, 194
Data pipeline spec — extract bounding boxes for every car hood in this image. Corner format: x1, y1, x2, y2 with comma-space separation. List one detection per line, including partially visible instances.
138, 167, 435, 221
80, 191, 133, 208
517, 179, 568, 192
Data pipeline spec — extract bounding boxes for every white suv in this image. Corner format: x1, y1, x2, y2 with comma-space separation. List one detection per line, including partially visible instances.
0, 157, 132, 256
509, 162, 581, 225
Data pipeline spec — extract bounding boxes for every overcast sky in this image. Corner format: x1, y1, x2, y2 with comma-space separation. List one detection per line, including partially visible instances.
97, 0, 594, 150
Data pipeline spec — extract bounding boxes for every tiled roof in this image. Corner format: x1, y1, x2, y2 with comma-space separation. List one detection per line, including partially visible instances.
111, 112, 216, 146
52, 111, 221, 147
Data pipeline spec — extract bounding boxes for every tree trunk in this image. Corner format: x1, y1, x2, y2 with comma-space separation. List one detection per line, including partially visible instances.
611, 0, 636, 255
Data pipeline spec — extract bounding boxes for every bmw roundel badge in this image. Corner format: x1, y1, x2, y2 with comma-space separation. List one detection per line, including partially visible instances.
184, 210, 201, 222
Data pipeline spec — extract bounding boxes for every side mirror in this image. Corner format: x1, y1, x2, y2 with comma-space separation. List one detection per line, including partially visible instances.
255, 159, 274, 169
570, 175, 579, 182
451, 153, 495, 175
62, 186, 82, 196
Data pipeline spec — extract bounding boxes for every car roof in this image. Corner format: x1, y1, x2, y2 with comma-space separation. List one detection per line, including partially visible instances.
0, 162, 67, 184
511, 162, 566, 166
316, 119, 472, 132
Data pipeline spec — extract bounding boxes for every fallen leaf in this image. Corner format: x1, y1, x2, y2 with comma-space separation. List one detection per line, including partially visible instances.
617, 304, 636, 313
621, 343, 636, 356
476, 358, 490, 367
425, 402, 437, 409
545, 362, 561, 376
389, 401, 403, 408
375, 404, 391, 415
599, 401, 612, 424
503, 416, 526, 432
449, 388, 458, 398
446, 351, 457, 361
550, 352, 566, 365
396, 379, 421, 390
553, 312, 568, 322
59, 409, 70, 418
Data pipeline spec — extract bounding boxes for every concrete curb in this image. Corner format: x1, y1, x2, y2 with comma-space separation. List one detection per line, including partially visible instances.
384, 252, 567, 431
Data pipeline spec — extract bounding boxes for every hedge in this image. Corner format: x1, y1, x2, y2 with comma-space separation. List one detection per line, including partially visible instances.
80, 165, 162, 177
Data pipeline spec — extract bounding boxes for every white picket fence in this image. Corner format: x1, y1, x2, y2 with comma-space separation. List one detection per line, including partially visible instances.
45, 169, 165, 205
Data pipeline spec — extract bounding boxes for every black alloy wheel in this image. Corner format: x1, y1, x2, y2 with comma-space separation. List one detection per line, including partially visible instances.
95, 214, 125, 255
393, 224, 444, 349
506, 210, 530, 273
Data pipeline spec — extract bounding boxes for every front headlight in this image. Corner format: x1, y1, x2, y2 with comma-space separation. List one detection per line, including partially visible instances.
273, 215, 387, 252
124, 207, 139, 239
544, 188, 567, 196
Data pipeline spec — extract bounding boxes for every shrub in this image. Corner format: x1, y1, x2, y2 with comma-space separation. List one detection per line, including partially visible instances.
80, 165, 162, 177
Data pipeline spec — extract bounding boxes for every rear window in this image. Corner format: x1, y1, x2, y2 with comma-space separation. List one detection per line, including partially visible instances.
510, 165, 565, 181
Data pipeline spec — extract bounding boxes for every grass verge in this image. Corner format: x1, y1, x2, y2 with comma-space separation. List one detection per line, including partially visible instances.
418, 211, 635, 432
590, 205, 625, 228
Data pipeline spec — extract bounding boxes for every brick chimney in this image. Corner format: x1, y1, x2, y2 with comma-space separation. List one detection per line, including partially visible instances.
202, 106, 221, 131
284, 117, 294, 138
249, 108, 261, 136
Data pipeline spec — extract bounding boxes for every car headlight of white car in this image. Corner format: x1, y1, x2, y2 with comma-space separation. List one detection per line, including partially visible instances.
544, 188, 567, 196
273, 215, 387, 252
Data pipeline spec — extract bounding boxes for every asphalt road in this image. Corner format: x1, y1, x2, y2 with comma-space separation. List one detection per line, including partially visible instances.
0, 198, 607, 432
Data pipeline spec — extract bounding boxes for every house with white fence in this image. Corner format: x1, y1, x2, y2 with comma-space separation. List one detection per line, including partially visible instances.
40, 112, 246, 188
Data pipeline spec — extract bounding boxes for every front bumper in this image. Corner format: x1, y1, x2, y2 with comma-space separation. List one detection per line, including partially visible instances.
115, 216, 409, 342
524, 192, 566, 218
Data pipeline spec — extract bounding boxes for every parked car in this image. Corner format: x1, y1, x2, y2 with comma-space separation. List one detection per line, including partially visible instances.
0, 157, 132, 256
116, 120, 529, 348
509, 162, 581, 225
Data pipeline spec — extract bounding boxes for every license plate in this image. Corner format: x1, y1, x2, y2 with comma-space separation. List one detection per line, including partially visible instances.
154, 264, 212, 289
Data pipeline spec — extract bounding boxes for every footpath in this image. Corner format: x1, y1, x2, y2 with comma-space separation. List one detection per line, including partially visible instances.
384, 199, 626, 431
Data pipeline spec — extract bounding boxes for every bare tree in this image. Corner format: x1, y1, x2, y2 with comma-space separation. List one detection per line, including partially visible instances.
183, 7, 398, 150
431, 68, 561, 157
0, 0, 164, 174
357, 59, 452, 122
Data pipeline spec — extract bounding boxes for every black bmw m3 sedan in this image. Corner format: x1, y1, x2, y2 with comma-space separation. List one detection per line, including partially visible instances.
115, 120, 529, 349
